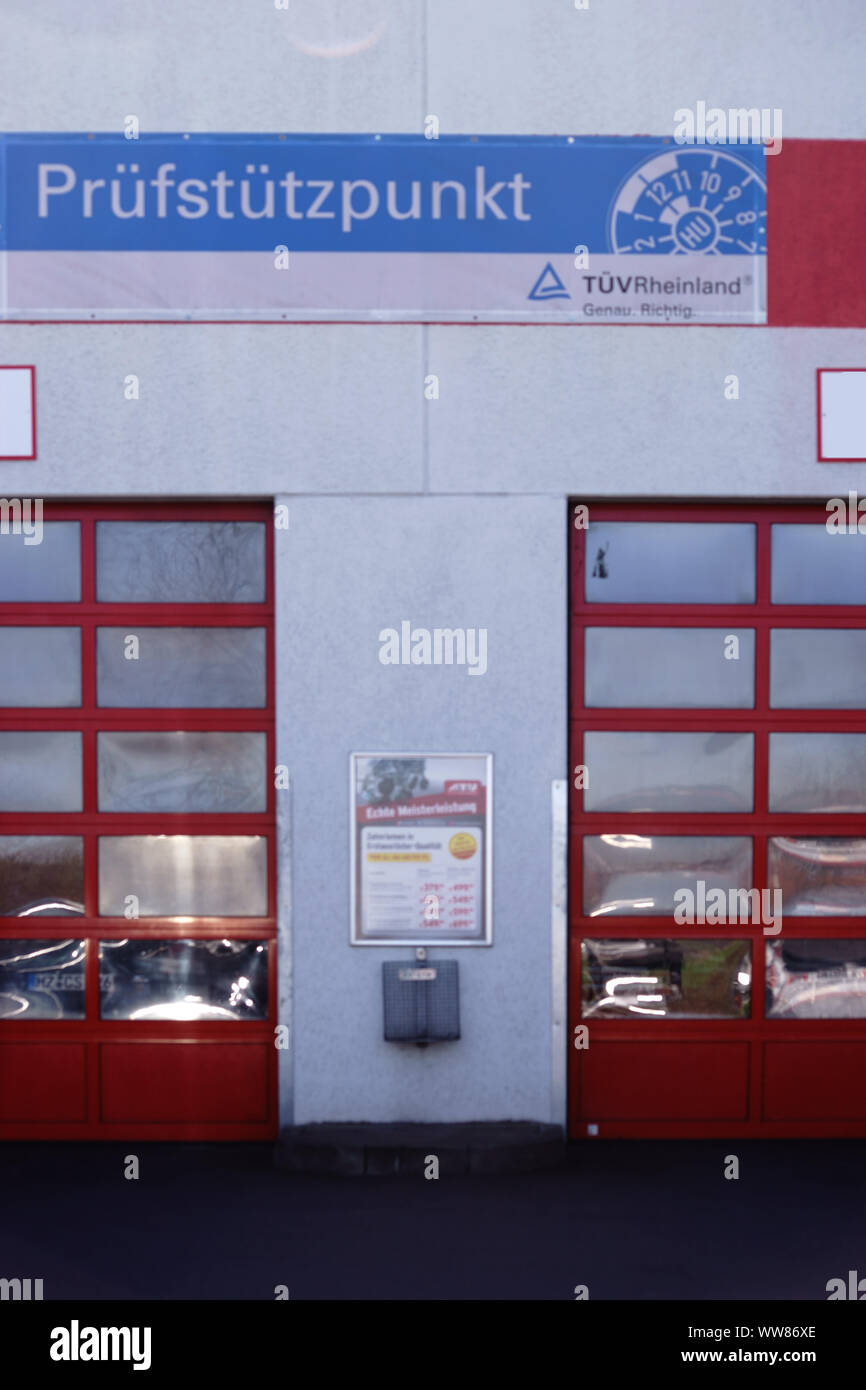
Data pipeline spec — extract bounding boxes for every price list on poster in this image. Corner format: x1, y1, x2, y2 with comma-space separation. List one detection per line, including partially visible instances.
360, 824, 483, 936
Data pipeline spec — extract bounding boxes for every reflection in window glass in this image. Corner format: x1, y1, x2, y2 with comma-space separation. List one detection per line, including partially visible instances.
585, 628, 755, 708
585, 522, 755, 604
99, 939, 268, 1020
582, 938, 750, 1019
768, 838, 866, 916
0, 836, 84, 917
97, 731, 267, 813
0, 523, 81, 602
583, 835, 752, 917
769, 733, 866, 813
772, 525, 866, 605
99, 836, 268, 917
770, 630, 866, 708
0, 629, 81, 707
766, 939, 866, 1018
97, 627, 267, 708
96, 522, 265, 603
584, 731, 754, 813
0, 939, 86, 1019
0, 732, 82, 811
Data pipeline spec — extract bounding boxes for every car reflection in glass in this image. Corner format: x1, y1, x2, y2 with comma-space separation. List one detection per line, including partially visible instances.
0, 939, 87, 1019
583, 940, 684, 1016
582, 938, 750, 1018
16, 897, 85, 917
766, 939, 866, 1018
99, 939, 267, 1021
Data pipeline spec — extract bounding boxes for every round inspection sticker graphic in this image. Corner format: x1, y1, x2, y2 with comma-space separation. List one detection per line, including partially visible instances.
449, 832, 478, 860
609, 147, 767, 256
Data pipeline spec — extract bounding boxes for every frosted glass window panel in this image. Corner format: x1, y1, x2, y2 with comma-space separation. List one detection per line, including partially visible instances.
772, 525, 866, 604
0, 939, 86, 1020
97, 731, 267, 813
583, 731, 754, 812
99, 835, 268, 917
96, 522, 265, 603
0, 732, 82, 811
770, 629, 866, 708
97, 627, 266, 708
0, 523, 80, 602
585, 628, 755, 708
0, 628, 81, 706
769, 734, 866, 813
585, 522, 755, 604
0, 836, 84, 917
766, 939, 866, 1019
768, 838, 866, 915
581, 938, 750, 1019
99, 939, 268, 1021
583, 835, 753, 917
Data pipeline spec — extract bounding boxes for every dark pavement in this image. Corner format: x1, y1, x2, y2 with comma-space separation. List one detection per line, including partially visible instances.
1, 1139, 862, 1301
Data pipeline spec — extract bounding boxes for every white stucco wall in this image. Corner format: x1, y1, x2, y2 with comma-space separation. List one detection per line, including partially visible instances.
2, 0, 863, 139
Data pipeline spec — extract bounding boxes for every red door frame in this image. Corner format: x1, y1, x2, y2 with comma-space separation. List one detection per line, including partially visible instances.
0, 501, 277, 1139
569, 500, 866, 1138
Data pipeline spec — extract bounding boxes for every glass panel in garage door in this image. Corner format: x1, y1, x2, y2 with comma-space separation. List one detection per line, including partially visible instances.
766, 940, 866, 1018
582, 835, 753, 917
99, 940, 268, 1021
585, 522, 755, 604
583, 730, 754, 813
0, 939, 86, 1019
581, 939, 751, 1019
585, 627, 755, 707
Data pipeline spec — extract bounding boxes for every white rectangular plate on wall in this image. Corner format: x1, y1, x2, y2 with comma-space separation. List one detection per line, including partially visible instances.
0, 365, 36, 459
819, 368, 866, 462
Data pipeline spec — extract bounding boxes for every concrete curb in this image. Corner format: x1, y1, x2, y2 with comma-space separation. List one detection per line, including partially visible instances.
274, 1121, 566, 1177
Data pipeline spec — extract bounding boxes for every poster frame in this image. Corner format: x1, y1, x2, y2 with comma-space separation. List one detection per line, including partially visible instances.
349, 751, 493, 947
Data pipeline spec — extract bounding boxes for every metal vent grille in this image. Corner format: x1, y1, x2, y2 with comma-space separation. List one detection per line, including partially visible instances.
382, 961, 460, 1042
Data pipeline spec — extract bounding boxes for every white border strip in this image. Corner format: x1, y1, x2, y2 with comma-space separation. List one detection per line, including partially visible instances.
551, 778, 568, 1127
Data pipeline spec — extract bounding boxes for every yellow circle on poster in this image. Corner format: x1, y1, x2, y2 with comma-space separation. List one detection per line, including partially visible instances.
449, 832, 478, 860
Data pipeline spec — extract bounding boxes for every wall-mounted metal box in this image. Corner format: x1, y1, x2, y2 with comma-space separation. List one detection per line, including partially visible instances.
382, 960, 460, 1043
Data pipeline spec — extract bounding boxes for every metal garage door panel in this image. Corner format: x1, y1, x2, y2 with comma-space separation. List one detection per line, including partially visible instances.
578, 1042, 750, 1121
0, 1043, 87, 1121
100, 1043, 270, 1124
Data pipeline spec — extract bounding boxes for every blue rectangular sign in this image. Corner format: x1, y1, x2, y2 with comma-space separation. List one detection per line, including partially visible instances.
0, 134, 767, 321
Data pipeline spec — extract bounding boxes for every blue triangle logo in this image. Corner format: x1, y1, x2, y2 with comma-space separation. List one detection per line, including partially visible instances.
528, 262, 570, 301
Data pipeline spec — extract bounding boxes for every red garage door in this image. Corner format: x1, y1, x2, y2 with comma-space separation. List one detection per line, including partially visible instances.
570, 503, 866, 1137
0, 503, 276, 1139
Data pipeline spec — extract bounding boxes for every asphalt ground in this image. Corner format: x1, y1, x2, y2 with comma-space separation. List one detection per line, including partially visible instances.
1, 1139, 862, 1301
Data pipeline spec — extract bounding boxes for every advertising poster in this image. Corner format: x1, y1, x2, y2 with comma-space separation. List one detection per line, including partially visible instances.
350, 753, 492, 945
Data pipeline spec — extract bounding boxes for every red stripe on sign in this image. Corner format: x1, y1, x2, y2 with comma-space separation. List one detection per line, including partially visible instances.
768, 139, 866, 326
